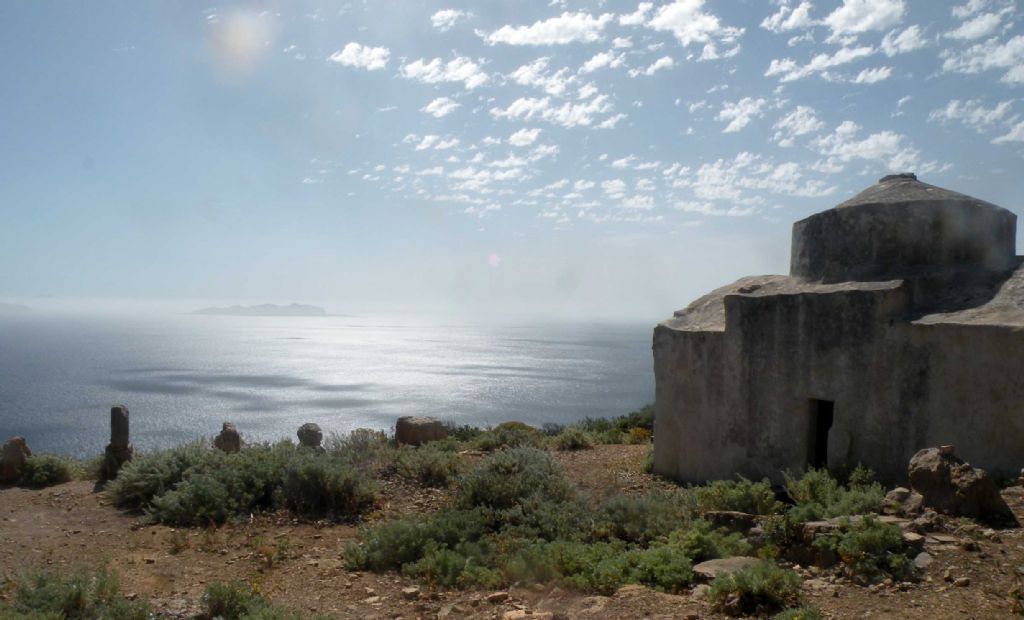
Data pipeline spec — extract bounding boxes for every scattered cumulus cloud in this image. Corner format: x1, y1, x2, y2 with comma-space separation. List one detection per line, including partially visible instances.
773, 105, 825, 146
646, 0, 745, 48
823, 0, 906, 41
854, 66, 893, 83
717, 97, 768, 133
400, 56, 489, 89
482, 12, 613, 45
328, 42, 390, 70
629, 56, 674, 77
580, 51, 625, 73
765, 46, 874, 81
431, 9, 468, 32
881, 25, 926, 56
421, 97, 461, 118
940, 34, 1024, 84
509, 128, 542, 146
761, 1, 815, 33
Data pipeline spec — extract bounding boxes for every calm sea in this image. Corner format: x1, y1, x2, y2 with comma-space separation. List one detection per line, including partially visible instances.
0, 314, 655, 458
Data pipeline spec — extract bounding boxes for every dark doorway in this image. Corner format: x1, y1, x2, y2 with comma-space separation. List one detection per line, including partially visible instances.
809, 399, 834, 469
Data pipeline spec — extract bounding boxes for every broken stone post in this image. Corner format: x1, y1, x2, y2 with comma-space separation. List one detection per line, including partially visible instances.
1, 437, 32, 484
297, 423, 323, 449
214, 422, 242, 453
101, 404, 134, 481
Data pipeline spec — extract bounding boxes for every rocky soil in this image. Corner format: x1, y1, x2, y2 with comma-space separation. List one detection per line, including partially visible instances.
2, 444, 1024, 619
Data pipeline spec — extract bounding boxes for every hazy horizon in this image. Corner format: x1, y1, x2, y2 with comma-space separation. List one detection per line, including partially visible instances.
2, 1, 1022, 321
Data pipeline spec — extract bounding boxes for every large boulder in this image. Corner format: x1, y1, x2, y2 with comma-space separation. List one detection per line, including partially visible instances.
1, 437, 31, 483
297, 423, 323, 449
214, 422, 242, 453
395, 416, 447, 446
908, 447, 1016, 525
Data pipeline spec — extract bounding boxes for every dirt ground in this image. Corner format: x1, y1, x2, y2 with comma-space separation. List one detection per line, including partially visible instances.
2, 444, 1023, 619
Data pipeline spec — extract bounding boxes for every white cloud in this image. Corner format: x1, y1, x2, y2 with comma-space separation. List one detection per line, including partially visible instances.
490, 95, 616, 128
580, 51, 625, 73
941, 34, 1024, 84
482, 12, 614, 45
597, 113, 627, 129
952, 0, 990, 19
813, 121, 926, 171
431, 9, 468, 32
675, 201, 757, 217
928, 99, 1014, 133
510, 58, 573, 95
577, 83, 599, 99
415, 135, 440, 150
823, 0, 906, 40
881, 25, 926, 56
688, 100, 708, 113
945, 12, 1003, 40
574, 180, 595, 190
674, 152, 835, 205
421, 97, 461, 118
612, 37, 633, 48
854, 66, 892, 83
612, 155, 638, 169
328, 42, 390, 70
761, 1, 815, 33
647, 0, 745, 48
629, 56, 675, 77
765, 46, 874, 81
619, 3, 653, 26
622, 195, 655, 209
773, 105, 825, 146
602, 179, 627, 198
400, 56, 489, 89
509, 128, 542, 146
717, 97, 767, 133
993, 121, 1024, 144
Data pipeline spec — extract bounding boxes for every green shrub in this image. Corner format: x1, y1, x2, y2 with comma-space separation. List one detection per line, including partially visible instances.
18, 455, 80, 489
3, 568, 149, 620
813, 516, 914, 583
594, 492, 686, 544
709, 562, 802, 617
785, 468, 885, 522
108, 441, 377, 525
773, 606, 825, 620
345, 509, 490, 572
552, 428, 593, 451
625, 427, 652, 444
202, 581, 313, 620
396, 445, 464, 487
665, 520, 752, 563
324, 429, 395, 473
402, 540, 502, 589
473, 422, 546, 452
279, 452, 377, 518
444, 423, 485, 442
105, 441, 211, 512
456, 447, 573, 510
685, 478, 783, 515
641, 445, 654, 474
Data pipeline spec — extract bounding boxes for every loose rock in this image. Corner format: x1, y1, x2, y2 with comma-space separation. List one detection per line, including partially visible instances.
213, 422, 242, 453
395, 416, 448, 446
297, 423, 323, 449
0, 436, 31, 483
907, 447, 1016, 525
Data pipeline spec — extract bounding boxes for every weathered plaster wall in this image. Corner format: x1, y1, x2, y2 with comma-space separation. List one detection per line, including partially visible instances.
653, 281, 1024, 486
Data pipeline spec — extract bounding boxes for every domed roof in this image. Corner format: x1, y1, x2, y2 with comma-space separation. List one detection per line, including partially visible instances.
834, 173, 1001, 210
791, 173, 1017, 283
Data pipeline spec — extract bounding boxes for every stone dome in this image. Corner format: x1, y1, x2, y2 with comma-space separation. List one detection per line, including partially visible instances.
790, 173, 1017, 283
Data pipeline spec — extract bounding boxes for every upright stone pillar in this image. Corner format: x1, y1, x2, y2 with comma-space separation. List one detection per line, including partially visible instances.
214, 422, 242, 453
101, 404, 134, 480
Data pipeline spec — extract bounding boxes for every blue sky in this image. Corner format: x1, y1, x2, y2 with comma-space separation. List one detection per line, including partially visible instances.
1, 0, 1023, 319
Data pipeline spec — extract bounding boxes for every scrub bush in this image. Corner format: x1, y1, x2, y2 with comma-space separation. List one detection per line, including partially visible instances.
709, 562, 802, 616
455, 447, 573, 510
18, 455, 80, 489
685, 478, 783, 515
785, 467, 885, 522
813, 516, 914, 583
2, 568, 149, 620
552, 428, 593, 451
396, 445, 464, 487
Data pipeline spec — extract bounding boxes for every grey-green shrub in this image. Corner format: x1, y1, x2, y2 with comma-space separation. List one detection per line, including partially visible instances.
279, 452, 377, 518
785, 468, 885, 522
2, 568, 149, 620
552, 428, 593, 451
455, 447, 573, 510
105, 441, 211, 512
709, 562, 802, 616
202, 581, 324, 620
396, 445, 464, 487
813, 516, 914, 583
594, 491, 686, 544
473, 422, 546, 452
18, 455, 80, 489
685, 478, 783, 515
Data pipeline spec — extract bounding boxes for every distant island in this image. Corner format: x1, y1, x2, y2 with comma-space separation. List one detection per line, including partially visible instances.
0, 302, 31, 315
193, 303, 327, 317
